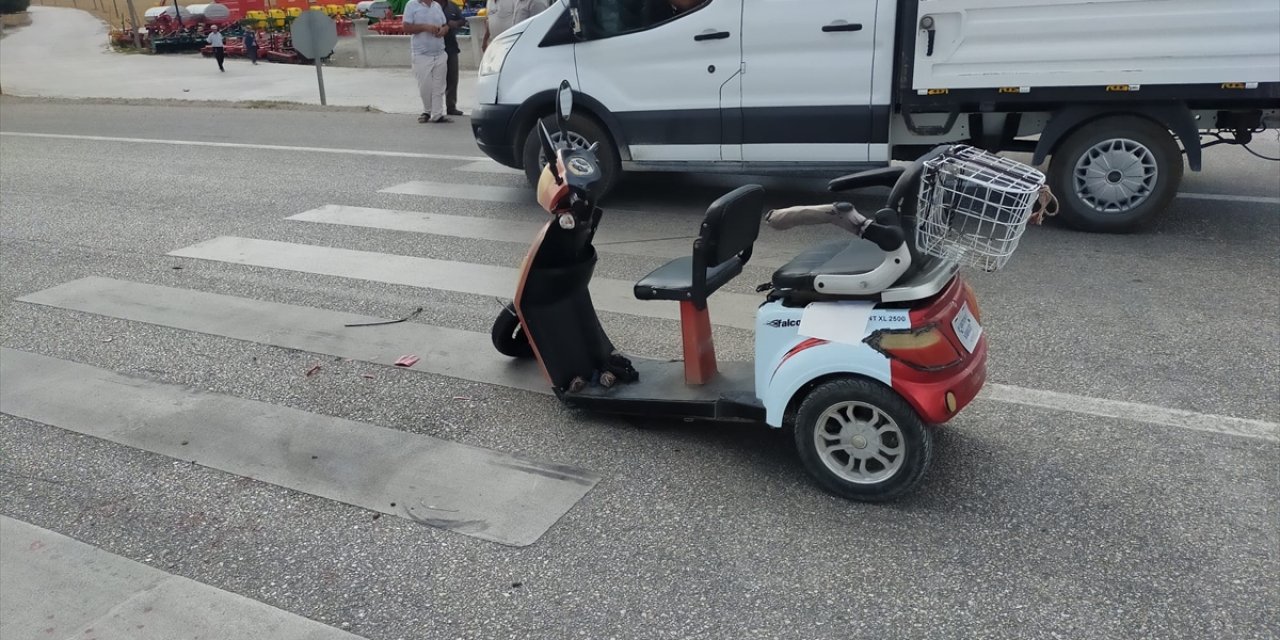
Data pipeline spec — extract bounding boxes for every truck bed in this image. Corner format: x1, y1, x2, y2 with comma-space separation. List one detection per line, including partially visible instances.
907, 0, 1280, 92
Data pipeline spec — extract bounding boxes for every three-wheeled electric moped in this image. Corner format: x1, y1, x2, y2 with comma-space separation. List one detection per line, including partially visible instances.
491, 81, 1049, 500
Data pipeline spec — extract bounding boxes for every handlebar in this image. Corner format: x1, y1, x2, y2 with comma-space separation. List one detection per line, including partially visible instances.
762, 201, 903, 251
826, 145, 952, 210
827, 166, 904, 192
767, 146, 960, 254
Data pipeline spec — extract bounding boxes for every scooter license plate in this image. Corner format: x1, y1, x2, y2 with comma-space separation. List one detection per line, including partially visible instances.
951, 302, 982, 353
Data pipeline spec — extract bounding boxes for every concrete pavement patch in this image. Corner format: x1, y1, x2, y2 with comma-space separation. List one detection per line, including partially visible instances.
0, 348, 600, 546
0, 515, 366, 639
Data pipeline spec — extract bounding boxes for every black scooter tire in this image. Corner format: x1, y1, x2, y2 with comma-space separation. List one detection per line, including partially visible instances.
491, 303, 534, 359
793, 377, 932, 502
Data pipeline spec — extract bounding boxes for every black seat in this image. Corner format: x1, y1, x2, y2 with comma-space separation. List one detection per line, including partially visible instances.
770, 239, 887, 292
634, 184, 765, 308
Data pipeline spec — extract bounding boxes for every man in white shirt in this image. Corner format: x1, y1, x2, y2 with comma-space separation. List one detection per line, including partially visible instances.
482, 0, 550, 49
403, 0, 450, 123
206, 25, 225, 72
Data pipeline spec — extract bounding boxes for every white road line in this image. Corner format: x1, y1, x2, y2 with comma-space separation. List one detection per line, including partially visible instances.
0, 516, 365, 639
1176, 192, 1280, 205
458, 160, 523, 175
167, 236, 761, 330
3, 132, 1277, 208
379, 180, 535, 203
0, 348, 598, 547
16, 277, 1279, 443
0, 131, 483, 162
16, 277, 550, 393
287, 204, 786, 265
982, 384, 1277, 443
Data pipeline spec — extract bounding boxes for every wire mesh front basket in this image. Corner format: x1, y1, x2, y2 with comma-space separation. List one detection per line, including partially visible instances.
915, 145, 1047, 272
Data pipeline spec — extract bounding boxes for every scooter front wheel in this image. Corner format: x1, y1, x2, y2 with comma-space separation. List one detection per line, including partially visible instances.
793, 377, 932, 502
491, 303, 534, 359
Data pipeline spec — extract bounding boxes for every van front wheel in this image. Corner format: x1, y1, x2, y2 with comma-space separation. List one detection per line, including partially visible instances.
522, 113, 620, 199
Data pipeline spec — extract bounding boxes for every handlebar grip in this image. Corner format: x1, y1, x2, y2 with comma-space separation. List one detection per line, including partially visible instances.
827, 166, 905, 192
861, 221, 905, 252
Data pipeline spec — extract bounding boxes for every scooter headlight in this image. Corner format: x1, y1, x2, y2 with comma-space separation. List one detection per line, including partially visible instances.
479, 31, 520, 77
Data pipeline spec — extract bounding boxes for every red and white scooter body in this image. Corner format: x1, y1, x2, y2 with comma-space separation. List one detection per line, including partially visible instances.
754, 273, 987, 428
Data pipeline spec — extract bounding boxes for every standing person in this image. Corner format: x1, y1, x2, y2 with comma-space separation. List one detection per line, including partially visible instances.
403, 0, 450, 123
207, 25, 225, 72
482, 0, 549, 50
243, 28, 258, 65
441, 0, 466, 116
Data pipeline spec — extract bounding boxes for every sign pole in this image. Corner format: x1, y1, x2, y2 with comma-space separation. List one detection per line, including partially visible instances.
125, 0, 142, 49
290, 11, 338, 107
314, 57, 327, 105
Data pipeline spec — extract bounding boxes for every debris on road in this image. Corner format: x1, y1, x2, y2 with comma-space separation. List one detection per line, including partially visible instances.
304, 364, 322, 377
344, 307, 424, 328
394, 355, 420, 368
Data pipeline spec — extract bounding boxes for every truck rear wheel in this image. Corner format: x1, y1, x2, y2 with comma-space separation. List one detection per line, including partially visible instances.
1048, 115, 1183, 233
522, 113, 620, 199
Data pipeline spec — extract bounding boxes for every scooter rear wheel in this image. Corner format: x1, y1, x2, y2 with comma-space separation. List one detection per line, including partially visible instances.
491, 303, 533, 359
793, 377, 932, 502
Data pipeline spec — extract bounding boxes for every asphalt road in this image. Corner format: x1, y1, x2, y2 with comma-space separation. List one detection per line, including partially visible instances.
1, 97, 1277, 640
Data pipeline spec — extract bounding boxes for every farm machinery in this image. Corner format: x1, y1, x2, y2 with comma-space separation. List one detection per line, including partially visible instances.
109, 0, 371, 63
369, 0, 483, 35
105, 2, 241, 53
206, 5, 358, 64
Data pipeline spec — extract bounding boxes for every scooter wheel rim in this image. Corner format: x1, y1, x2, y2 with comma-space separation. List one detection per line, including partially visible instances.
812, 401, 905, 484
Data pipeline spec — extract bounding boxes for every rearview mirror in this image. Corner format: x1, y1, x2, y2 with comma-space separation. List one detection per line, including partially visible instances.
555, 80, 573, 128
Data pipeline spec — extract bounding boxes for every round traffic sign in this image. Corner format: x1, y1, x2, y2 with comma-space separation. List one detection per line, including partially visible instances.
290, 10, 338, 60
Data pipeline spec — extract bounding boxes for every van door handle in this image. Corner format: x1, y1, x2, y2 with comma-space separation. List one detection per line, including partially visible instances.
694, 30, 730, 41
822, 21, 863, 32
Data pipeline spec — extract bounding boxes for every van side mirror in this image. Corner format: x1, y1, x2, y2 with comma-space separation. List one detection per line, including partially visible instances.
569, 6, 582, 37
556, 80, 573, 129
566, 0, 597, 40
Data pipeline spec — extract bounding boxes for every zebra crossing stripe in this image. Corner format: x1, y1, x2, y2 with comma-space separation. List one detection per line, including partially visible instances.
375, 180, 666, 219
288, 204, 696, 262
285, 204, 802, 268
0, 348, 599, 547
1, 516, 366, 639
379, 180, 535, 204
16, 277, 550, 394
457, 160, 523, 175
166, 236, 761, 330
14, 278, 1277, 442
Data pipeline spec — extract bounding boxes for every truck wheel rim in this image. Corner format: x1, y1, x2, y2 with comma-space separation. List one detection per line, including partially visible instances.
537, 130, 591, 168
1072, 138, 1159, 214
813, 401, 905, 484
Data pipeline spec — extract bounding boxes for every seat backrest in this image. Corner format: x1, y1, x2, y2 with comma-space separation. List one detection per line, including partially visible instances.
696, 184, 765, 267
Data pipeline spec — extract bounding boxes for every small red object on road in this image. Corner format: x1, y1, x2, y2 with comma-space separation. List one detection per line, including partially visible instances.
394, 355, 420, 368
304, 364, 322, 377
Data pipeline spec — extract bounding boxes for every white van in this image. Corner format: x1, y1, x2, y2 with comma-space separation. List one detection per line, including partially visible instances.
469, 0, 1280, 232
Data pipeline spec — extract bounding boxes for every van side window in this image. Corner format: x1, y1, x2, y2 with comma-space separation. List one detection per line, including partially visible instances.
587, 0, 709, 39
